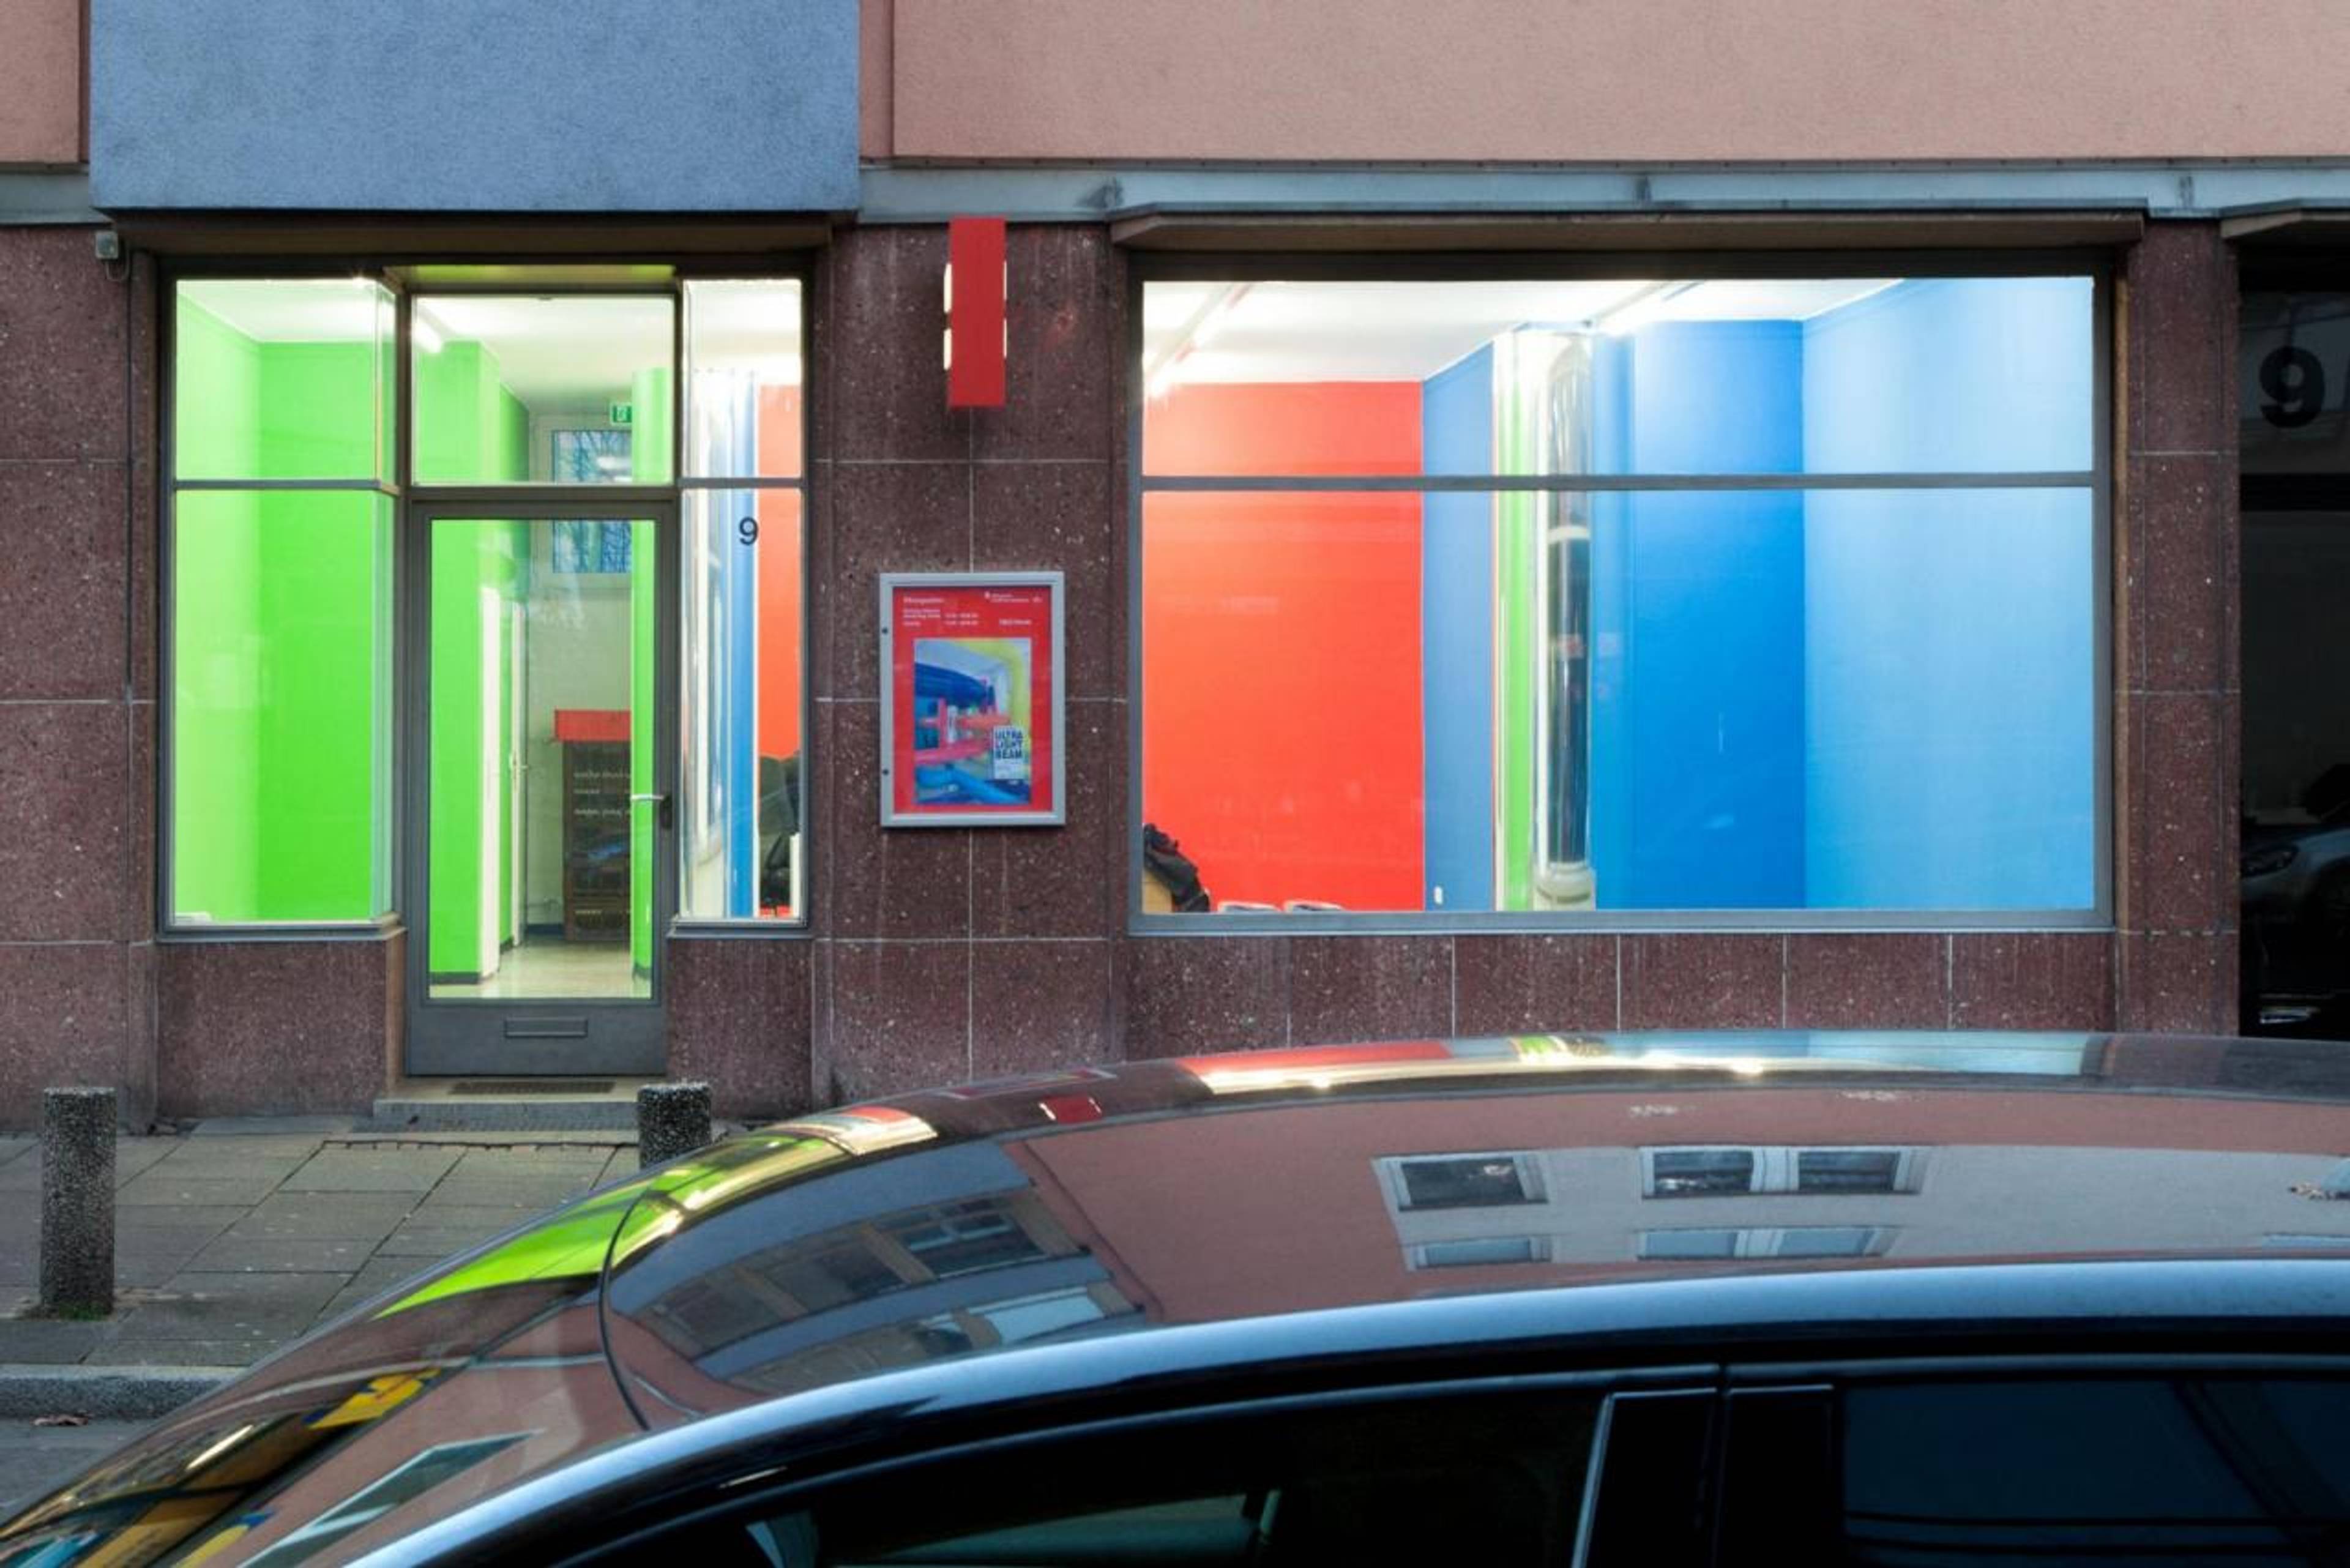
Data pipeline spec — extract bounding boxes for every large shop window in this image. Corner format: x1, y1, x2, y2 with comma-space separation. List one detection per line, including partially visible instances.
1138, 274, 2102, 921
165, 274, 807, 932
679, 279, 807, 924
170, 280, 397, 925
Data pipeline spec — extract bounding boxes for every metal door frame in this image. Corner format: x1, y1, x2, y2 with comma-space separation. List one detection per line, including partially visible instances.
401, 493, 679, 1075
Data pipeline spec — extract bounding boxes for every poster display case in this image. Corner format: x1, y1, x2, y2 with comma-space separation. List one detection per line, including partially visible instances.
878, 572, 1065, 827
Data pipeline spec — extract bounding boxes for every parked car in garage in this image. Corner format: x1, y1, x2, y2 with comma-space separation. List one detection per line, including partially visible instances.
7, 1031, 2350, 1565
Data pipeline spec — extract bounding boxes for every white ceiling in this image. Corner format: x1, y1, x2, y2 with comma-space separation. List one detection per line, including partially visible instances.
416, 296, 674, 414
181, 280, 802, 416
1143, 278, 1900, 385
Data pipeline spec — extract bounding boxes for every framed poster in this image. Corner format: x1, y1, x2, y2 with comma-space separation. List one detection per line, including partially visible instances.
879, 572, 1065, 827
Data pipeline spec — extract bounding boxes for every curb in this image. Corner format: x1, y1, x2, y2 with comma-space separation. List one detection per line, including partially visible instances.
0, 1365, 236, 1421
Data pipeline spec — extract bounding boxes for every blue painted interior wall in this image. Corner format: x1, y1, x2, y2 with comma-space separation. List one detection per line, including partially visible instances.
1409, 280, 2090, 912
1599, 321, 1808, 908
1800, 278, 2095, 907
1421, 348, 1496, 911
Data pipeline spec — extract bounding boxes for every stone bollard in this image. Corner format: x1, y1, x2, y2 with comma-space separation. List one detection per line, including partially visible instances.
637, 1081, 713, 1169
40, 1087, 116, 1317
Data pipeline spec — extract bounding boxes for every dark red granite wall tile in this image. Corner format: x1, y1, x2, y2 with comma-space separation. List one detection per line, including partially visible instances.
970, 939, 1116, 1077
1621, 935, 1785, 1031
824, 701, 971, 939
2128, 454, 2231, 694
970, 701, 1119, 938
2127, 691, 2229, 934
126, 701, 154, 938
0, 228, 130, 461
971, 227, 1122, 463
128, 255, 160, 479
818, 460, 969, 702
2126, 225, 2234, 458
1783, 933, 1949, 1029
0, 943, 129, 1127
2117, 930, 2233, 1034
129, 458, 157, 702
122, 939, 157, 1125
0, 463, 129, 700
666, 935, 813, 1118
0, 701, 129, 942
1453, 935, 1619, 1037
1949, 932, 2116, 1029
1124, 936, 1291, 1059
828, 226, 968, 463
1287, 935, 1454, 1046
155, 936, 394, 1116
971, 461, 1116, 698
816, 939, 971, 1104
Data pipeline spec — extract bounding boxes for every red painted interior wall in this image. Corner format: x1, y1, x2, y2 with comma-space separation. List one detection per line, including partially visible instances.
1142, 383, 1425, 910
757, 385, 804, 765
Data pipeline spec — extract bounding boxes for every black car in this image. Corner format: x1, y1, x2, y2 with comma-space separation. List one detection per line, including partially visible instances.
8, 1031, 2350, 1566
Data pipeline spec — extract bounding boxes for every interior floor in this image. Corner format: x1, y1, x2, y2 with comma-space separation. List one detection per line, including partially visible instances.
431, 936, 649, 1001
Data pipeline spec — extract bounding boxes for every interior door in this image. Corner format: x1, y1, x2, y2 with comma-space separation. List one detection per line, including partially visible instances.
406, 507, 676, 1075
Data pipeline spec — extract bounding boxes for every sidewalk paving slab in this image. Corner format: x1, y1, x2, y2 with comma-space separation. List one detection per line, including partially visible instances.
279, 1149, 462, 1193
222, 1193, 417, 1242
118, 1172, 288, 1207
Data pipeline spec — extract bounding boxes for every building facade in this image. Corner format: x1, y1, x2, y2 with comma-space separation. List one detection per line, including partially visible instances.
0, 0, 2332, 1122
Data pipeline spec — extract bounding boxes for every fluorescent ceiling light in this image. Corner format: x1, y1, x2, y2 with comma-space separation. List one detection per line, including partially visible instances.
411, 311, 445, 354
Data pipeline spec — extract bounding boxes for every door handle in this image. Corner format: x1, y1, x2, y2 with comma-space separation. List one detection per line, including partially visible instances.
630, 792, 673, 831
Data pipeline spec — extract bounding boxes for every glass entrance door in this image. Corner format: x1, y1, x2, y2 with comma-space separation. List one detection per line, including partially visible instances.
405, 507, 675, 1074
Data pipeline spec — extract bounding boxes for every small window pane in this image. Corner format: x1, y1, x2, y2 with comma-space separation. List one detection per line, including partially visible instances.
1418, 1236, 1541, 1267
1639, 1229, 1741, 1259
1796, 1151, 1902, 1193
1772, 1226, 1878, 1256
685, 280, 804, 479
681, 488, 804, 922
1650, 1151, 1755, 1197
1397, 1155, 1534, 1209
1141, 277, 2092, 477
171, 491, 393, 924
411, 296, 674, 485
174, 280, 392, 481
1141, 487, 2094, 915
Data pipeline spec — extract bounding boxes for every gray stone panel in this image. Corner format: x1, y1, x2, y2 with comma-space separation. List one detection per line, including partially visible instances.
91, 0, 858, 212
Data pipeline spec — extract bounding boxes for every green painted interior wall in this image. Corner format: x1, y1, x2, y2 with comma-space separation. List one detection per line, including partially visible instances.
418, 342, 530, 978
627, 365, 672, 973
170, 297, 390, 924
173, 301, 674, 984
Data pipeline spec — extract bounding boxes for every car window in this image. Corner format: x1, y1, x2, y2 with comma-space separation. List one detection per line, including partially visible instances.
580, 1388, 1600, 1567
1840, 1376, 2350, 1563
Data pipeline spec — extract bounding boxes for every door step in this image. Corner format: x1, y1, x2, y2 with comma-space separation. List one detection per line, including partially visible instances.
360, 1077, 652, 1133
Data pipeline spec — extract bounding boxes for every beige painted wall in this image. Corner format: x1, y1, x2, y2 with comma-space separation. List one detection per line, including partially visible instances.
878, 0, 2347, 163
0, 0, 80, 166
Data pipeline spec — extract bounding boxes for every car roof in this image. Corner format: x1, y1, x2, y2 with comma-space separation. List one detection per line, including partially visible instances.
596, 1030, 2350, 1428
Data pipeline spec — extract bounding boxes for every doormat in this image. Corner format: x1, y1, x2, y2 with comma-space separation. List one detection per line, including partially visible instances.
450, 1080, 617, 1096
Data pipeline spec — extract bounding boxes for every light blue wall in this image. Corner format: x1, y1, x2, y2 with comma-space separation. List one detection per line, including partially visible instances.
1595, 321, 1808, 908
1421, 348, 1496, 911
1801, 278, 2095, 474
1800, 280, 2096, 908
92, 0, 859, 212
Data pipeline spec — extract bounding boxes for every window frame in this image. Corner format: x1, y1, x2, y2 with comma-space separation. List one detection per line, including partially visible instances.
1640, 1145, 1927, 1198
1125, 249, 2114, 935
157, 258, 816, 940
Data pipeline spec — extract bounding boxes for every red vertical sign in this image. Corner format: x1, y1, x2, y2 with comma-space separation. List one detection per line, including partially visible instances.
947, 215, 1007, 409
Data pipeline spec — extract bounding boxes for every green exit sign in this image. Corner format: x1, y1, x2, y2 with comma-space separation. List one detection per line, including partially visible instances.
608, 401, 633, 427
